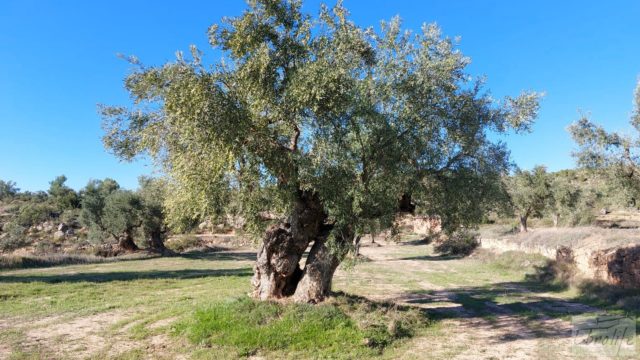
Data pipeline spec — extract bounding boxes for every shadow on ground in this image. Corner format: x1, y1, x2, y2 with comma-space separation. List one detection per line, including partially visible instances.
399, 254, 462, 261
0, 267, 253, 283
394, 280, 600, 342
179, 250, 256, 261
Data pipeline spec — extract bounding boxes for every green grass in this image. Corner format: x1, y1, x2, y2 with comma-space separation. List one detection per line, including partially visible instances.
176, 295, 427, 358
3, 235, 639, 359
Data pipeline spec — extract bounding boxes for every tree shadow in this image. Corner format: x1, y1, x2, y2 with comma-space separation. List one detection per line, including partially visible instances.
179, 250, 256, 262
0, 267, 253, 283
400, 238, 430, 246
394, 280, 602, 342
399, 254, 462, 261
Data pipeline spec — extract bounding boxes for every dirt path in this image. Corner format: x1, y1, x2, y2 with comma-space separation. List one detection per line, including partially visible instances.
338, 241, 612, 360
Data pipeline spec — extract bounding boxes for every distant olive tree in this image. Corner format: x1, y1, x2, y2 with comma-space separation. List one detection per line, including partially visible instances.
569, 79, 640, 208
80, 178, 122, 244
137, 176, 170, 253
547, 173, 581, 227
80, 178, 169, 253
0, 180, 19, 201
101, 190, 143, 251
100, 0, 539, 302
48, 175, 80, 212
507, 166, 552, 232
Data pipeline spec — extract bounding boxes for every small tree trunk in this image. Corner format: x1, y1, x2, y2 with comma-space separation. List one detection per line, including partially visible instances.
118, 231, 138, 251
293, 238, 342, 303
251, 190, 326, 300
148, 230, 169, 254
552, 213, 559, 228
519, 215, 528, 233
353, 235, 361, 257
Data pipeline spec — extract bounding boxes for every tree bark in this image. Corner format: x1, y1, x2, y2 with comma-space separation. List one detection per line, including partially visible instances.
293, 237, 342, 303
251, 190, 327, 300
148, 230, 170, 254
552, 213, 559, 228
398, 193, 415, 214
117, 231, 139, 251
353, 235, 362, 257
519, 215, 528, 233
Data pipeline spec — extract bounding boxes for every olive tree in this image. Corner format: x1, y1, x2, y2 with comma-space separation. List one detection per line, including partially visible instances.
80, 179, 123, 245
137, 176, 170, 253
569, 79, 640, 208
547, 173, 581, 227
0, 180, 19, 201
507, 166, 551, 232
48, 175, 80, 212
101, 0, 539, 303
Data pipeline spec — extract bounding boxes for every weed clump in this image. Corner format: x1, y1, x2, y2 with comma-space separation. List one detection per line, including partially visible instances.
434, 230, 480, 256
175, 293, 427, 358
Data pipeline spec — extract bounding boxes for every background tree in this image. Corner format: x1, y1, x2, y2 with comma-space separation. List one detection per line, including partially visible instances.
101, 0, 539, 303
507, 166, 551, 232
101, 190, 143, 251
80, 178, 121, 244
0, 180, 19, 201
569, 79, 640, 208
48, 175, 80, 212
547, 172, 581, 227
137, 176, 170, 253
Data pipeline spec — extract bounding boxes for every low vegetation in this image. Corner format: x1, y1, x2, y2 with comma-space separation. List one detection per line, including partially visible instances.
177, 295, 425, 358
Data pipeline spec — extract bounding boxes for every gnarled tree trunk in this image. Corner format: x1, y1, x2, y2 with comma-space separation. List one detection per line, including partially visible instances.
148, 230, 170, 254
251, 190, 327, 300
118, 231, 139, 251
519, 215, 528, 233
293, 239, 341, 303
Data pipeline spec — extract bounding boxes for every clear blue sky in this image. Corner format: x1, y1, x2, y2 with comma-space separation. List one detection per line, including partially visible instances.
1, 1, 639, 191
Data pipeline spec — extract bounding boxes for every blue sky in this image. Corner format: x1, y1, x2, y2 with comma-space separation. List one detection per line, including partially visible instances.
1, 1, 639, 191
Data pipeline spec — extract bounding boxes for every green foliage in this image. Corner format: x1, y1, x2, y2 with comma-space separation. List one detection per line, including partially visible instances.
137, 176, 168, 241
434, 230, 480, 256
15, 202, 56, 227
507, 165, 552, 220
569, 79, 640, 207
0, 180, 19, 200
0, 222, 28, 251
48, 175, 80, 211
101, 190, 143, 237
176, 295, 425, 357
80, 178, 121, 241
546, 172, 581, 225
101, 0, 540, 240
165, 234, 201, 252
60, 208, 81, 226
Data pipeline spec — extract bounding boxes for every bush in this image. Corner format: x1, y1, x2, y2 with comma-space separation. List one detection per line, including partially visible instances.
60, 208, 81, 226
0, 222, 28, 251
165, 234, 202, 252
16, 203, 56, 227
434, 230, 480, 256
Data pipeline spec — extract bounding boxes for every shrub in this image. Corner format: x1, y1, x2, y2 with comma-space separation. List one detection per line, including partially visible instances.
165, 234, 201, 253
434, 230, 480, 256
16, 203, 56, 227
0, 222, 28, 251
60, 208, 81, 226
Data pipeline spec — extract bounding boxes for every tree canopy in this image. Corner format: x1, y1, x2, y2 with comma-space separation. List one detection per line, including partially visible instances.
569, 79, 640, 207
101, 0, 540, 302
507, 165, 551, 232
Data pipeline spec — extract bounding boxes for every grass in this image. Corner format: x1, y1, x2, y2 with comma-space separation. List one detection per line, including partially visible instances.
2, 232, 639, 359
0, 252, 156, 270
176, 295, 426, 358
